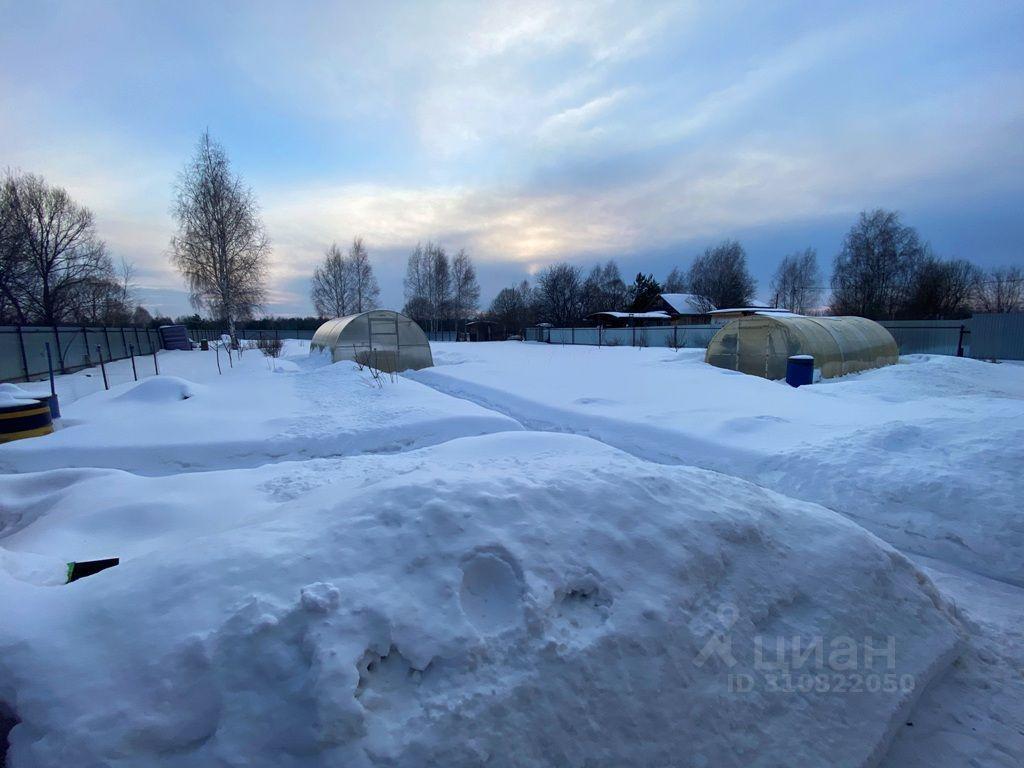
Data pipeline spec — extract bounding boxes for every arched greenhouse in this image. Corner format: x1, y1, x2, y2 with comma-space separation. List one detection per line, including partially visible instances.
310, 310, 434, 373
705, 315, 898, 380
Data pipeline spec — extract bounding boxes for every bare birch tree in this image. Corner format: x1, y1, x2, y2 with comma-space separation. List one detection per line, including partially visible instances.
311, 242, 352, 318
348, 237, 380, 313
0, 173, 28, 323
2, 172, 112, 324
687, 240, 757, 313
769, 248, 822, 314
662, 266, 687, 294
426, 243, 451, 332
830, 210, 924, 319
534, 263, 583, 325
450, 249, 480, 320
974, 266, 1024, 313
170, 131, 269, 343
488, 280, 534, 331
403, 243, 431, 326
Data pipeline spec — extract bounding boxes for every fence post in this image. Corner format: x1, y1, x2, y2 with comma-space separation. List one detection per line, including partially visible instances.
120, 327, 128, 358
134, 325, 141, 354
82, 325, 90, 365
103, 325, 112, 360
129, 344, 138, 381
673, 325, 678, 349
96, 345, 109, 390
957, 324, 966, 357
631, 322, 636, 347
15, 325, 30, 381
53, 325, 66, 373
152, 336, 160, 375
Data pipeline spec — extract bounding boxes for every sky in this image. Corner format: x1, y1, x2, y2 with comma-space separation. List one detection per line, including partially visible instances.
1, 0, 1022, 317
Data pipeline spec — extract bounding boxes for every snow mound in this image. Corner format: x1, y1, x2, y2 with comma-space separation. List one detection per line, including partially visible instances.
0, 433, 962, 767
0, 383, 42, 409
0, 383, 38, 398
113, 375, 199, 403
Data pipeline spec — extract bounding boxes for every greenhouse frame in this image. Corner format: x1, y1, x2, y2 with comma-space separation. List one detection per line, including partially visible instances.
705, 315, 899, 380
310, 310, 434, 373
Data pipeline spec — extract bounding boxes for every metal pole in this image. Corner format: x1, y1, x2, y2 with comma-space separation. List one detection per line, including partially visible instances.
129, 345, 138, 381
120, 327, 128, 361
97, 345, 109, 390
16, 325, 29, 381
43, 341, 62, 418
957, 324, 966, 357
45, 342, 56, 395
103, 326, 112, 361
215, 343, 222, 375
153, 339, 160, 375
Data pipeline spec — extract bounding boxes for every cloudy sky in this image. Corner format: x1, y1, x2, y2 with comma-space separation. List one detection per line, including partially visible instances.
2, 0, 1022, 316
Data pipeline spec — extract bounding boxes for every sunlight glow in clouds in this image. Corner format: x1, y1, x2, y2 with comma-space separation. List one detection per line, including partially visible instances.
1, 0, 1022, 315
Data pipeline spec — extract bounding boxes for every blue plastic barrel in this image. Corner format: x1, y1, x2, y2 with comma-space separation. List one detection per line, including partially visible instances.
786, 355, 814, 387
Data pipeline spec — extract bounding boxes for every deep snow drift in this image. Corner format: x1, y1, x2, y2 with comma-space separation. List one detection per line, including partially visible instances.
2, 433, 961, 767
410, 343, 1024, 586
2, 340, 1019, 766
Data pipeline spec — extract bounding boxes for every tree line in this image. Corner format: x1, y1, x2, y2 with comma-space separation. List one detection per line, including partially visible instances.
6, 131, 1021, 338
484, 209, 1022, 330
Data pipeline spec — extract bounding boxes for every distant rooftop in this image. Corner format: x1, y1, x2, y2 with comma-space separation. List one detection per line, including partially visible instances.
658, 293, 711, 315
587, 310, 672, 320
708, 307, 794, 315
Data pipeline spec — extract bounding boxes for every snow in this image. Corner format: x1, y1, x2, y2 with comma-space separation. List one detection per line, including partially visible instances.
1, 338, 1020, 766
0, 384, 43, 409
410, 343, 1024, 587
586, 310, 671, 319
0, 342, 519, 476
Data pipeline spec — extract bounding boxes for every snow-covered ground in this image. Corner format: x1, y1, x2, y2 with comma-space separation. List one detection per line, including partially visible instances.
1, 340, 1020, 766
410, 343, 1024, 586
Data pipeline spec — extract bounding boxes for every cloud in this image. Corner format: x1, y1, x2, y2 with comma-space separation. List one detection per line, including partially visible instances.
1, 0, 1021, 318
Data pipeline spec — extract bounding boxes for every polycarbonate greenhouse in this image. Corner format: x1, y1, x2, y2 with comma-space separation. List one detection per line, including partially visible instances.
705, 315, 898, 380
310, 310, 434, 373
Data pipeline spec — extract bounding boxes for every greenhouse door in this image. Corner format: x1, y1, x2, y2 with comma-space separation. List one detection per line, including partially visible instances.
369, 314, 399, 353
736, 318, 773, 378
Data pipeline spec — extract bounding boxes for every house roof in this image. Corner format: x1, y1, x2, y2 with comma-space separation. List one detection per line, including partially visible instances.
708, 307, 796, 316
658, 293, 712, 314
586, 311, 672, 320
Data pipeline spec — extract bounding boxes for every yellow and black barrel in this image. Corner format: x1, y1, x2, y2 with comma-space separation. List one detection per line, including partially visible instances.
0, 398, 54, 443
